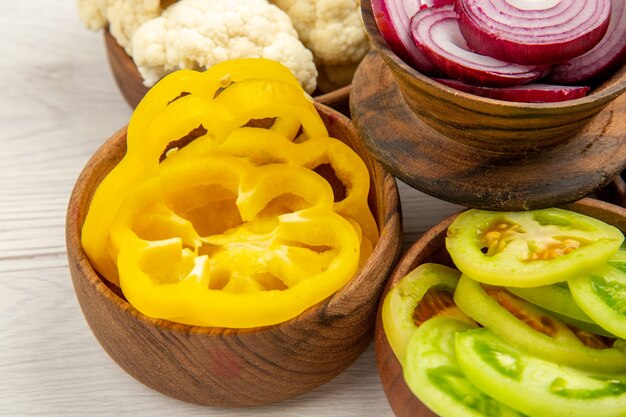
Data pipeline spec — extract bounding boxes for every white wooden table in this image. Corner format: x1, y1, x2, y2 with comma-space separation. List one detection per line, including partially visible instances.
0, 2, 462, 415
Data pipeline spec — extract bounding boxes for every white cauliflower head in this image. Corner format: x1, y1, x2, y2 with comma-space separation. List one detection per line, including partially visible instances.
131, 0, 317, 94
77, 0, 175, 55
270, 0, 369, 66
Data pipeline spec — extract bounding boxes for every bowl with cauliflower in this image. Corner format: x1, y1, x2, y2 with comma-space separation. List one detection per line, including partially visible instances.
78, 0, 369, 114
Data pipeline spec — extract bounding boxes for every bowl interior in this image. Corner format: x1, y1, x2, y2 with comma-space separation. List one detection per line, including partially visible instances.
374, 198, 626, 417
66, 103, 401, 406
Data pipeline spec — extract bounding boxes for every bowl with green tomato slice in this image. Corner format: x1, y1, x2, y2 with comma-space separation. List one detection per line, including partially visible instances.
375, 197, 626, 417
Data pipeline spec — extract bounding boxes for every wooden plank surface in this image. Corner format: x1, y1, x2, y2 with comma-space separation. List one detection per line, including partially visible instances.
0, 2, 462, 416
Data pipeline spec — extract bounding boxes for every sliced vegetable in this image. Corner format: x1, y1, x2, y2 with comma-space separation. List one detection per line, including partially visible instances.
410, 6, 546, 87
508, 283, 614, 337
455, 0, 611, 65
82, 59, 379, 328
381, 263, 469, 365
445, 208, 624, 287
546, 308, 617, 338
570, 264, 626, 339
110, 156, 361, 328
82, 61, 326, 285
609, 243, 626, 273
456, 328, 626, 417
371, 0, 436, 72
508, 282, 597, 324
127, 59, 306, 144
434, 78, 589, 102
550, 0, 626, 85
454, 275, 626, 373
404, 317, 525, 417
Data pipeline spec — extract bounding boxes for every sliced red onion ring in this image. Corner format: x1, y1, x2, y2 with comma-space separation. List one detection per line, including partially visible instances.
410, 6, 546, 87
433, 0, 454, 6
434, 78, 590, 102
456, 0, 611, 65
371, 0, 436, 72
550, 0, 626, 84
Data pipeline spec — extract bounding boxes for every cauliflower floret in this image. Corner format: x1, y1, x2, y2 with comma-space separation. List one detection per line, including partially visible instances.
77, 0, 174, 55
270, 0, 369, 91
270, 0, 369, 66
131, 0, 317, 93
77, 0, 108, 30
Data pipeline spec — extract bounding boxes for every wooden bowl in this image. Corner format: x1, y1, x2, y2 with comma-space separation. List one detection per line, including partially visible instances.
66, 103, 402, 407
357, 1, 626, 151
595, 174, 626, 208
350, 1, 626, 211
374, 198, 626, 417
104, 29, 352, 115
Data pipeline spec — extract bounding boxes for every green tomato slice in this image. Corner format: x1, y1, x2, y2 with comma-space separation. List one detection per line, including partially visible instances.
404, 317, 526, 417
508, 282, 590, 322
446, 208, 624, 287
608, 243, 626, 273
454, 275, 626, 373
544, 308, 616, 338
508, 283, 615, 337
381, 263, 470, 365
570, 264, 626, 340
456, 328, 626, 417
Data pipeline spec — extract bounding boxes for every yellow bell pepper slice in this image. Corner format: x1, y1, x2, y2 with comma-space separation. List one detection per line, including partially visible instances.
82, 59, 378, 328
127, 58, 302, 145
82, 60, 328, 284
109, 156, 360, 328
82, 94, 227, 282
212, 79, 326, 141
297, 137, 379, 247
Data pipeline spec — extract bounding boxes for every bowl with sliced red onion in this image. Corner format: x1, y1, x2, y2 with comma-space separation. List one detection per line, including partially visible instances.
357, 0, 626, 151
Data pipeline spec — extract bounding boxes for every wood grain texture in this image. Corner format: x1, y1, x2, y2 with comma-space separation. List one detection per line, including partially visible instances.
65, 104, 402, 407
104, 29, 352, 115
359, 0, 626, 151
351, 52, 626, 211
374, 198, 626, 417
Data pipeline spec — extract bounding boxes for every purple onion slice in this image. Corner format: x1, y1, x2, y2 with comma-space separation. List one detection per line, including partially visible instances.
410, 6, 546, 87
456, 0, 611, 65
434, 78, 590, 102
550, 0, 626, 85
372, 0, 437, 72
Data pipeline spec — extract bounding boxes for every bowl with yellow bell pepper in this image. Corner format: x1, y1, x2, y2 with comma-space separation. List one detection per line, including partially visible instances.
66, 59, 402, 406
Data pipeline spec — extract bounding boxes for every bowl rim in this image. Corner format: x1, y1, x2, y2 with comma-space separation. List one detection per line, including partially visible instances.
360, 0, 626, 111
66, 102, 402, 336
